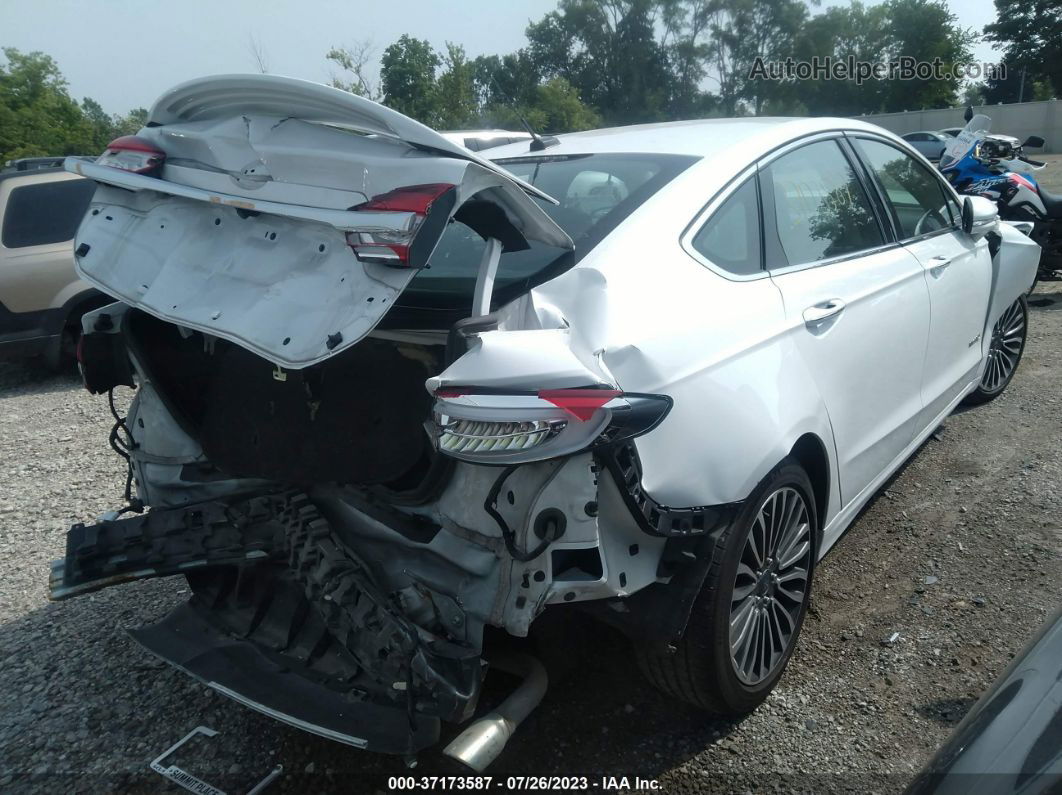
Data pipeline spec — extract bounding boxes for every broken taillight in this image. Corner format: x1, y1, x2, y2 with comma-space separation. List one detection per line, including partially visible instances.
346, 183, 456, 267
96, 136, 166, 176
431, 388, 671, 464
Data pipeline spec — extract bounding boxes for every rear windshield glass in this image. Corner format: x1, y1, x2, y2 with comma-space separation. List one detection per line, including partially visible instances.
401, 152, 697, 304
2, 178, 96, 249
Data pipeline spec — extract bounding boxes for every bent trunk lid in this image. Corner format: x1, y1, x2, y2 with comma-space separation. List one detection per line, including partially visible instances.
67, 75, 571, 369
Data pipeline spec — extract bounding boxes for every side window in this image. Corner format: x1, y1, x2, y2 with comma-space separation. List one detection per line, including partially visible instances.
853, 138, 958, 238
2, 178, 96, 249
691, 177, 761, 275
762, 139, 884, 267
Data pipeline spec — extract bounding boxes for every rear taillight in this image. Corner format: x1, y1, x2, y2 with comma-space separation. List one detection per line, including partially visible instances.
346, 183, 455, 267
96, 136, 165, 176
431, 388, 671, 464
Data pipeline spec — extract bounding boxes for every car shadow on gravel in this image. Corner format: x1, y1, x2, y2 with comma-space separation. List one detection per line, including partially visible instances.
0, 583, 745, 792
0, 361, 81, 396
1028, 286, 1062, 311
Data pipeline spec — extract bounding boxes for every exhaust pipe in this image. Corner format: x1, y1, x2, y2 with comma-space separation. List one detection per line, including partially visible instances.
442, 651, 548, 772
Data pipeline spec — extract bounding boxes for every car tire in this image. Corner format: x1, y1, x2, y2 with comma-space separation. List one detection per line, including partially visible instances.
637, 458, 818, 715
962, 295, 1028, 406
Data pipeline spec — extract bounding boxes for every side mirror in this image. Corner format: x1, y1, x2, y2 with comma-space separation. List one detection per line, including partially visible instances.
963, 105, 974, 123
962, 195, 998, 237
1021, 135, 1045, 148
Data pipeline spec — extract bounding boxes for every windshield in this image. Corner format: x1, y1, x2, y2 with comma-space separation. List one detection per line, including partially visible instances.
401, 152, 697, 304
939, 114, 992, 169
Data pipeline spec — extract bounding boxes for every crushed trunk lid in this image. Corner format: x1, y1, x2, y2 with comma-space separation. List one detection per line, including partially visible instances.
66, 74, 571, 369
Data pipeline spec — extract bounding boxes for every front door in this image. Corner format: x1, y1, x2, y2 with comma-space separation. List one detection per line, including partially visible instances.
850, 137, 993, 418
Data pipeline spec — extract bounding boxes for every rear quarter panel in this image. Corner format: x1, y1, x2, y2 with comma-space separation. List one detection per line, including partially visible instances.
527, 155, 842, 519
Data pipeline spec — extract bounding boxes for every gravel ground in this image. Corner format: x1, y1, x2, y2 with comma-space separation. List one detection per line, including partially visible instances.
1, 161, 1061, 794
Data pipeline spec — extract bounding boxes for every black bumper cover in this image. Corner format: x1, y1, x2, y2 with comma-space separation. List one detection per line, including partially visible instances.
131, 600, 440, 754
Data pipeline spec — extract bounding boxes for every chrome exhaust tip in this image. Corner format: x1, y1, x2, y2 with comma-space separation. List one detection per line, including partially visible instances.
442, 712, 515, 773
442, 652, 548, 772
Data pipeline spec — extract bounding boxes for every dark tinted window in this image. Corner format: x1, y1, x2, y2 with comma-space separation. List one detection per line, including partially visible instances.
763, 140, 883, 266
2, 178, 95, 248
691, 177, 761, 275
403, 152, 697, 302
854, 138, 957, 238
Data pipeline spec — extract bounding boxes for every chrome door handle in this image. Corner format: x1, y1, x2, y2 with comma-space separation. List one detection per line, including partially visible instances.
802, 298, 846, 326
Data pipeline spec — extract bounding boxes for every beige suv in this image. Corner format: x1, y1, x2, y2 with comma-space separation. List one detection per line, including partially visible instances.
0, 162, 107, 368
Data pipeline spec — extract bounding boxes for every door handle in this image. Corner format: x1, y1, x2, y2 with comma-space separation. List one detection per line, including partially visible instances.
802, 298, 846, 326
928, 255, 954, 272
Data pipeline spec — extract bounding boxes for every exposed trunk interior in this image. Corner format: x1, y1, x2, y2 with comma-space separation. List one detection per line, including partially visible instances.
126, 310, 445, 489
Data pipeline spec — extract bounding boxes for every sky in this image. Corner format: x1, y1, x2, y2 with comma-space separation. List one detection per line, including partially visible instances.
1, 0, 1002, 116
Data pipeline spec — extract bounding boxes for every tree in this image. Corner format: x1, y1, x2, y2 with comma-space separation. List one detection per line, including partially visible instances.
735, 0, 810, 114
247, 34, 270, 74
0, 48, 95, 162
534, 76, 602, 131
984, 0, 1062, 98
327, 40, 381, 101
790, 3, 891, 115
879, 0, 975, 111
380, 35, 441, 124
526, 0, 674, 125
434, 44, 477, 128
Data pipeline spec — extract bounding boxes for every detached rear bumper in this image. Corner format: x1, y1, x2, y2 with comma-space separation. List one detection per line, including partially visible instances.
131, 599, 440, 754
49, 492, 482, 755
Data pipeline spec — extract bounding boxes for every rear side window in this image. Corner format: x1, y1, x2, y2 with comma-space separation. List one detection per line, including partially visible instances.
691, 177, 762, 275
762, 140, 884, 267
853, 138, 959, 238
2, 178, 96, 249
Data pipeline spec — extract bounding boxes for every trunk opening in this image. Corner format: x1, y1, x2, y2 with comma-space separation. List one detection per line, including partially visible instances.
126, 309, 446, 491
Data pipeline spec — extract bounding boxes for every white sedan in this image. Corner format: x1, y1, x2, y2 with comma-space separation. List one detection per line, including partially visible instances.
53, 75, 1039, 770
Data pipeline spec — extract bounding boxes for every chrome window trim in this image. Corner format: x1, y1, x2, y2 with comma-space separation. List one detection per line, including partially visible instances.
766, 241, 905, 277
680, 129, 948, 281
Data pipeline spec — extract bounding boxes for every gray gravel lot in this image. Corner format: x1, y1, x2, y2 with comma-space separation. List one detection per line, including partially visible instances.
1, 162, 1061, 794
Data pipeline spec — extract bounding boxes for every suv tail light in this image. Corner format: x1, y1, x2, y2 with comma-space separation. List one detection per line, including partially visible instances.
346, 183, 456, 267
96, 136, 166, 176
431, 388, 671, 464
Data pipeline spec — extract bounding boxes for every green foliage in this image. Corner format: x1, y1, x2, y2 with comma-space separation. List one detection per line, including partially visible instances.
434, 44, 478, 129
984, 0, 1062, 98
380, 35, 442, 123
0, 48, 148, 165
326, 42, 381, 100
879, 0, 974, 112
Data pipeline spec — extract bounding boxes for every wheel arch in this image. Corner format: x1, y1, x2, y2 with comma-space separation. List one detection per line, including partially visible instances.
788, 432, 830, 533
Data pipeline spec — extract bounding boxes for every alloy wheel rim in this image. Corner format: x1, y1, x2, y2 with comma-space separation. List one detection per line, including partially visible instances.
981, 299, 1025, 393
729, 486, 812, 686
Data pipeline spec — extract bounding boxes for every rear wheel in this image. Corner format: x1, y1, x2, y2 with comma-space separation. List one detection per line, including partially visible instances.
637, 460, 817, 714
963, 295, 1028, 406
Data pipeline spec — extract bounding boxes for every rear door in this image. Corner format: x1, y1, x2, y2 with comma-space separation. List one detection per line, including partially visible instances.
850, 136, 992, 418
763, 137, 931, 505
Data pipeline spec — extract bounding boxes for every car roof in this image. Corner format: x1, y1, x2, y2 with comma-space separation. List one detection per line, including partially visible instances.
0, 165, 77, 188
486, 116, 898, 159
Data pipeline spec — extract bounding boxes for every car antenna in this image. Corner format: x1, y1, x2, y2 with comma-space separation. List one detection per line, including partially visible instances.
489, 73, 558, 152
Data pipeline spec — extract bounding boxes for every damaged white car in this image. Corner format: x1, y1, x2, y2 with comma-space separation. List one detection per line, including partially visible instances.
50, 75, 1039, 769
